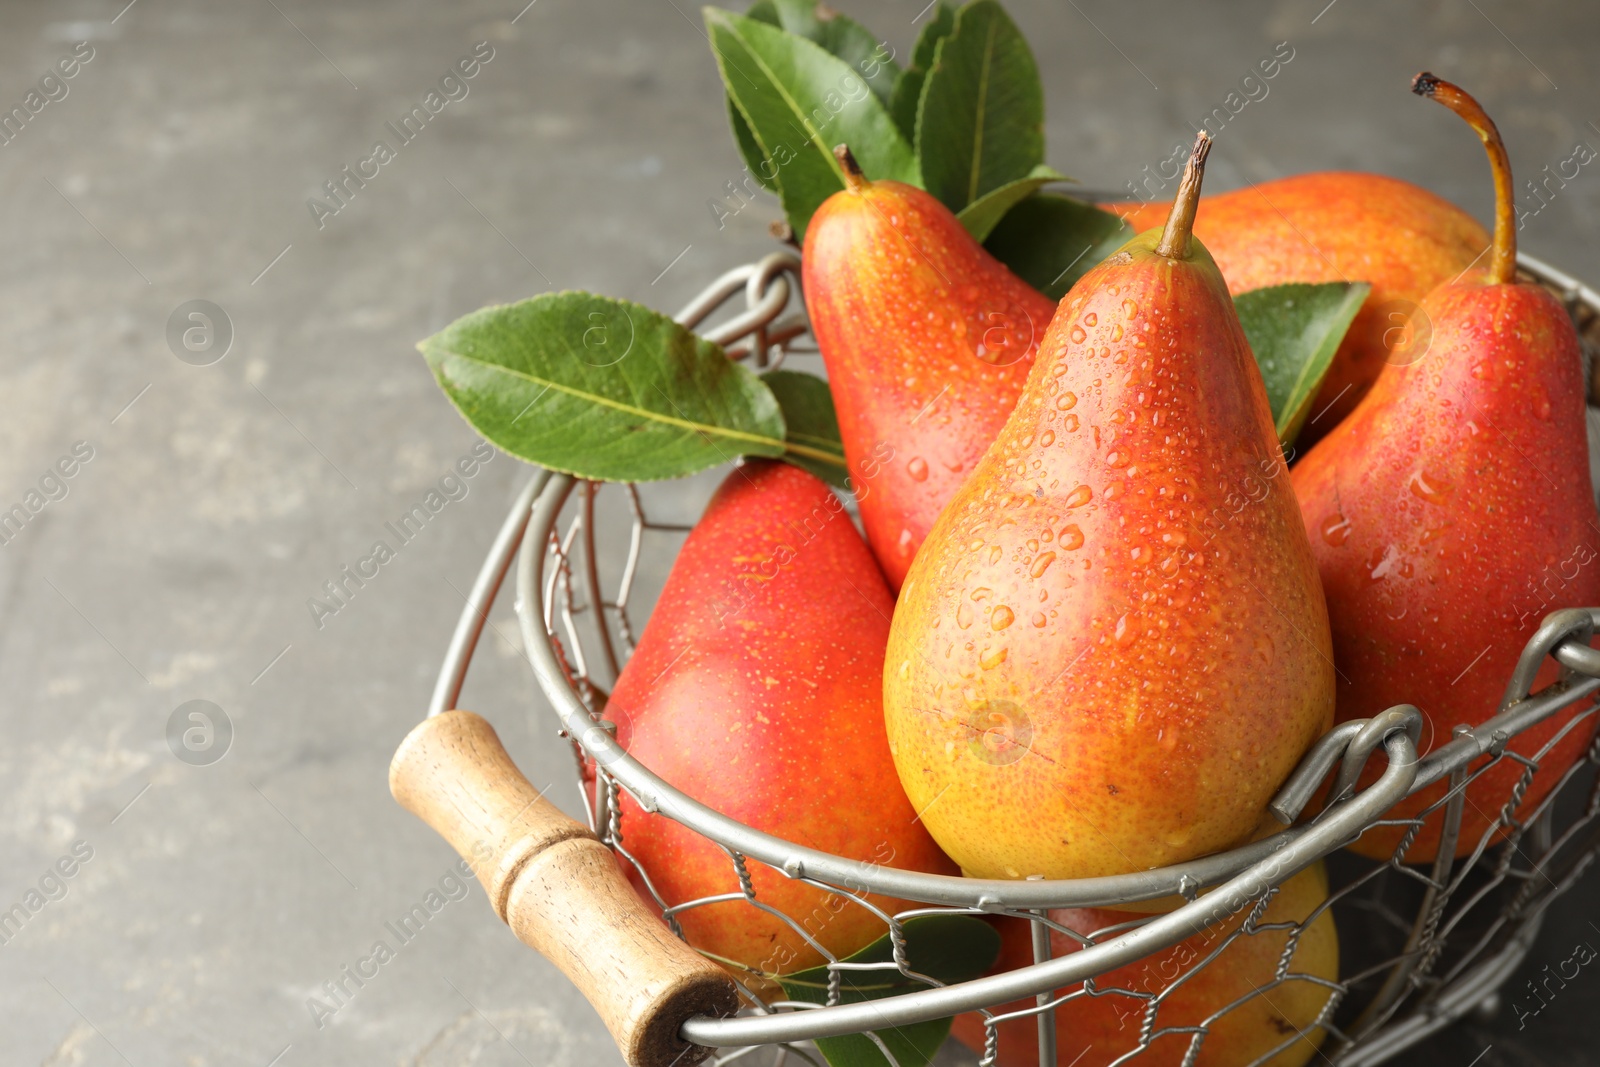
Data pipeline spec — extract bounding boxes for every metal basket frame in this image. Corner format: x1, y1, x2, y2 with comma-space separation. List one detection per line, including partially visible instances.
426, 250, 1600, 1067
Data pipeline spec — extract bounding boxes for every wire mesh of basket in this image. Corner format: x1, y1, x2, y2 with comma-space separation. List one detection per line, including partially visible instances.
425, 250, 1600, 1067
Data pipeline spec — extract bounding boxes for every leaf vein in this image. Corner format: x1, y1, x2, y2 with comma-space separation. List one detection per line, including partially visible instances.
966, 16, 1000, 205
427, 343, 785, 450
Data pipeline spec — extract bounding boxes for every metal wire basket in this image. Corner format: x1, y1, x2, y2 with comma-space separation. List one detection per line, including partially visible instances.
419, 250, 1600, 1067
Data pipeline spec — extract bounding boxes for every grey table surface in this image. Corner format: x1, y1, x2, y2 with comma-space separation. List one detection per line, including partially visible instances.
2, 1, 1598, 1064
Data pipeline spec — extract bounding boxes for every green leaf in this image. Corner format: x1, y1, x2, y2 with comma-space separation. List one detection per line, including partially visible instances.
763, 369, 847, 486
727, 93, 780, 193
908, 3, 960, 78
761, 0, 900, 106
888, 2, 956, 142
729, 0, 784, 195
983, 193, 1133, 300
705, 8, 916, 242
723, 1, 896, 193
1235, 282, 1371, 446
956, 163, 1069, 242
723, 2, 783, 193
777, 915, 1000, 1067
419, 292, 787, 482
917, 0, 1044, 213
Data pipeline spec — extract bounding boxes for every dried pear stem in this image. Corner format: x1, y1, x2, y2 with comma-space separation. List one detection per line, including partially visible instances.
833, 144, 868, 193
1412, 72, 1516, 285
1155, 131, 1213, 260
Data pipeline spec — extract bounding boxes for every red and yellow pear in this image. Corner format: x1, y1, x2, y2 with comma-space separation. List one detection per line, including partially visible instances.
1110, 171, 1488, 438
604, 460, 956, 985
884, 134, 1334, 881
950, 864, 1339, 1067
804, 147, 1057, 588
1289, 75, 1600, 861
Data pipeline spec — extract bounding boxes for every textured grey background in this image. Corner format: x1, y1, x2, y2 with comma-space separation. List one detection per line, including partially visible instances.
1, 1, 1597, 1064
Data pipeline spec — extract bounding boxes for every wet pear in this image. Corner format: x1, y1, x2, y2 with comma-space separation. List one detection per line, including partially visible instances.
605, 461, 956, 982
804, 146, 1057, 589
1290, 76, 1600, 861
884, 135, 1334, 881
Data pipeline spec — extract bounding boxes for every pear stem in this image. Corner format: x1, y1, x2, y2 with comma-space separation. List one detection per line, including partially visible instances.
833, 144, 868, 193
1155, 132, 1212, 259
1412, 72, 1516, 285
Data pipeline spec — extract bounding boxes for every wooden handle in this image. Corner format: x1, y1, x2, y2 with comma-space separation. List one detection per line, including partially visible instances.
390, 710, 738, 1067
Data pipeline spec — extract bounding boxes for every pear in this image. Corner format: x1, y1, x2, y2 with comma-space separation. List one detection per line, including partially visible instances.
1111, 172, 1488, 441
605, 460, 956, 986
1290, 76, 1600, 862
950, 863, 1339, 1067
803, 146, 1057, 589
884, 134, 1334, 881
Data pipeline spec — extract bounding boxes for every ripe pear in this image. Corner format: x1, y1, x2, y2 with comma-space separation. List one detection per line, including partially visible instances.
804, 146, 1057, 589
604, 460, 956, 986
1110, 172, 1488, 439
1290, 76, 1600, 862
884, 134, 1334, 882
950, 863, 1339, 1067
